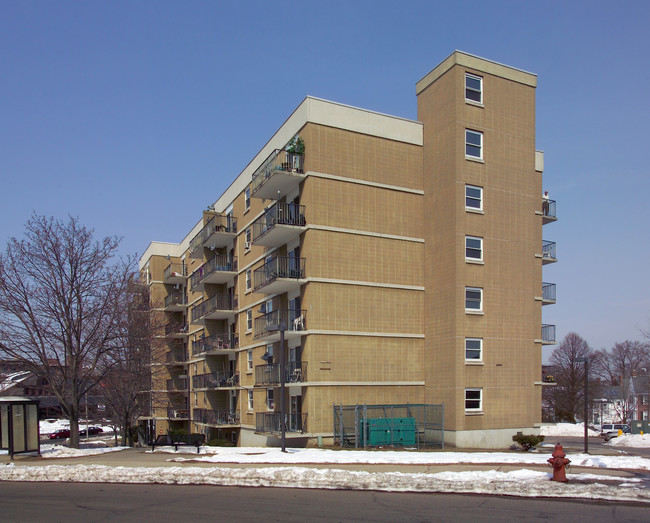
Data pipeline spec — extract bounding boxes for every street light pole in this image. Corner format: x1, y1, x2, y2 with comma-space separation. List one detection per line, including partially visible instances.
577, 357, 589, 454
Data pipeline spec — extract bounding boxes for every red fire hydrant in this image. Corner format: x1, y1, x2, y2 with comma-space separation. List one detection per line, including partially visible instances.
547, 443, 570, 482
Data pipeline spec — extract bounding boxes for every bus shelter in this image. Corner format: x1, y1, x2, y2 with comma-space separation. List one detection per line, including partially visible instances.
0, 397, 40, 459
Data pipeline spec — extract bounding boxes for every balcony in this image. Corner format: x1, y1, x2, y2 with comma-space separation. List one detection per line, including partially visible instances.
193, 408, 240, 426
190, 255, 238, 291
189, 214, 237, 258
542, 199, 557, 225
253, 256, 306, 294
252, 202, 306, 247
164, 322, 189, 339
167, 408, 189, 420
251, 149, 305, 200
542, 240, 557, 265
163, 263, 187, 284
192, 371, 239, 390
255, 362, 308, 386
192, 333, 239, 357
256, 412, 307, 435
542, 282, 556, 305
164, 291, 187, 311
165, 348, 188, 365
542, 324, 556, 345
191, 294, 238, 323
254, 309, 306, 341
166, 378, 188, 392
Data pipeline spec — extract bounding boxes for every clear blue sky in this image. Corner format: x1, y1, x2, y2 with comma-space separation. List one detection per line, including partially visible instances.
2, 1, 649, 359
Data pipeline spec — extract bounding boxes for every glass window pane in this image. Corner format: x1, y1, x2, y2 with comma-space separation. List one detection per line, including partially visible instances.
466, 187, 481, 199
465, 89, 481, 102
466, 131, 481, 146
466, 76, 481, 91
466, 238, 481, 249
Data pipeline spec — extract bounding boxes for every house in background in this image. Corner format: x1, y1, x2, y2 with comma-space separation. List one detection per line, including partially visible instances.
138, 51, 556, 448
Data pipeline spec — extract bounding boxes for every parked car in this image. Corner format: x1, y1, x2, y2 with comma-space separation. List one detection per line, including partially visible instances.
601, 424, 631, 441
49, 429, 71, 439
79, 426, 104, 436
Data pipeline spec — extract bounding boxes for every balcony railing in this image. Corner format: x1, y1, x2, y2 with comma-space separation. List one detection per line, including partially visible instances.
254, 309, 306, 340
164, 323, 189, 338
164, 291, 187, 310
542, 324, 556, 345
193, 408, 240, 426
542, 199, 557, 224
542, 282, 556, 304
192, 333, 239, 357
542, 240, 557, 264
166, 378, 188, 391
189, 214, 237, 257
165, 349, 188, 365
252, 202, 306, 247
251, 149, 305, 200
167, 408, 188, 419
190, 255, 237, 291
192, 371, 239, 390
255, 361, 307, 386
191, 294, 238, 322
253, 256, 306, 293
256, 412, 307, 435
163, 263, 187, 283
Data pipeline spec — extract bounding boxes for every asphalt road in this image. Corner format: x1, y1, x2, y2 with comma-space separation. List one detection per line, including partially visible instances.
0, 482, 648, 522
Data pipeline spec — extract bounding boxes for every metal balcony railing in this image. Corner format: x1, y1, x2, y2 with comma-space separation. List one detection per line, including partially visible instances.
167, 408, 188, 419
251, 149, 305, 196
542, 240, 557, 263
166, 378, 188, 391
165, 349, 188, 364
190, 294, 238, 322
193, 408, 240, 426
164, 322, 189, 337
256, 412, 307, 434
163, 263, 187, 281
255, 362, 308, 386
190, 255, 238, 290
542, 324, 556, 344
254, 309, 306, 339
252, 202, 306, 243
189, 214, 237, 255
542, 282, 556, 303
542, 199, 557, 222
192, 333, 239, 356
164, 291, 187, 309
253, 256, 305, 291
192, 371, 239, 390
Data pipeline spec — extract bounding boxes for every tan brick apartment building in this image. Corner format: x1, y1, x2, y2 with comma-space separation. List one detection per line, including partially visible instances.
138, 51, 557, 448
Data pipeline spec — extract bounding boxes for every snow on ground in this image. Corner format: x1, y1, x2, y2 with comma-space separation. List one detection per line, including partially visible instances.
607, 434, 650, 448
40, 443, 129, 459
39, 419, 114, 436
158, 446, 650, 471
539, 423, 600, 437
0, 463, 648, 503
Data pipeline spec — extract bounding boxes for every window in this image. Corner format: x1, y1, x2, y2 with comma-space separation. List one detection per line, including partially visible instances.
465, 185, 483, 211
465, 338, 482, 361
246, 309, 252, 331
245, 228, 251, 248
247, 350, 253, 371
465, 73, 482, 103
465, 287, 483, 312
465, 129, 483, 160
247, 390, 254, 410
266, 389, 274, 410
245, 187, 251, 211
465, 388, 482, 412
465, 236, 483, 261
245, 269, 252, 291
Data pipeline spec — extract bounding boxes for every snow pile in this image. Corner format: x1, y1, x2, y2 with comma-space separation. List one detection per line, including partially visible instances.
539, 423, 600, 437
606, 434, 650, 448
40, 443, 129, 459
158, 446, 650, 471
0, 464, 647, 503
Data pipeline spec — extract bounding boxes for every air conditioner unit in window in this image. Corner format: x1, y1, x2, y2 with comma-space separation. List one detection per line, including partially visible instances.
245, 242, 251, 250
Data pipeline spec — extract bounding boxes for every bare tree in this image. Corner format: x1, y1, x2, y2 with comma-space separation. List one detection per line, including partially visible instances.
593, 340, 650, 423
0, 215, 132, 448
547, 332, 594, 422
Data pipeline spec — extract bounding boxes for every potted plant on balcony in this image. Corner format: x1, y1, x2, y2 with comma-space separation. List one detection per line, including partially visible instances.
286, 137, 305, 173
